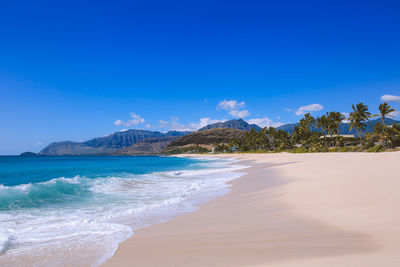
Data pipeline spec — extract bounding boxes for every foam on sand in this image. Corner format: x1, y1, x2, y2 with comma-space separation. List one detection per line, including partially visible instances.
0, 157, 247, 266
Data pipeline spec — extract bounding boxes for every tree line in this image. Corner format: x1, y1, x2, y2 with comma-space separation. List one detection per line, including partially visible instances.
224, 102, 400, 153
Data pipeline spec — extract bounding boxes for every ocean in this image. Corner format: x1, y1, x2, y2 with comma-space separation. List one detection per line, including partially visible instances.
0, 155, 246, 266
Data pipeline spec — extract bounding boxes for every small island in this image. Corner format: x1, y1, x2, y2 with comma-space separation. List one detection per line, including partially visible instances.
19, 152, 38, 157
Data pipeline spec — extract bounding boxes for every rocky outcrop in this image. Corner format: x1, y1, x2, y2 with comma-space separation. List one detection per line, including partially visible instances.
19, 152, 38, 157
164, 128, 245, 153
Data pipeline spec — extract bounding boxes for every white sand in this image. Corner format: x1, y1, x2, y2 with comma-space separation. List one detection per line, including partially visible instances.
103, 152, 400, 266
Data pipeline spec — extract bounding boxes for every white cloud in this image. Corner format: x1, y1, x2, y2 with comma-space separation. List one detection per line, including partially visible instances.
217, 100, 245, 111
169, 117, 214, 131
295, 104, 323, 115
341, 112, 350, 123
145, 124, 151, 128
284, 108, 293, 112
35, 142, 43, 146
381, 94, 400, 102
247, 117, 283, 128
188, 117, 226, 130
163, 117, 225, 131
169, 117, 190, 131
228, 109, 250, 118
388, 110, 400, 118
114, 120, 124, 126
128, 113, 145, 125
114, 113, 145, 127
158, 120, 168, 128
217, 99, 250, 118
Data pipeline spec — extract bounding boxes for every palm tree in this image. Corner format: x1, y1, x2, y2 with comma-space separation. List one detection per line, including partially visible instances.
297, 113, 318, 149
349, 103, 371, 145
370, 122, 385, 146
377, 102, 395, 126
386, 126, 400, 148
317, 114, 329, 147
303, 113, 316, 129
266, 127, 277, 150
276, 130, 292, 150
291, 126, 301, 147
328, 111, 345, 147
257, 127, 268, 151
369, 122, 400, 149
299, 113, 315, 136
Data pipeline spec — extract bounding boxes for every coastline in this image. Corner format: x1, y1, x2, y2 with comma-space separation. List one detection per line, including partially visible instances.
0, 156, 246, 267
102, 152, 400, 266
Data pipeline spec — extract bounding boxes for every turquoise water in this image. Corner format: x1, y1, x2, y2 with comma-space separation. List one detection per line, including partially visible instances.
0, 156, 205, 210
0, 156, 204, 186
0, 155, 245, 266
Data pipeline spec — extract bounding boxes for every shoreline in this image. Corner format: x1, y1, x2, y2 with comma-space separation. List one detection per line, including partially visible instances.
103, 152, 400, 266
0, 156, 246, 267
99, 155, 250, 266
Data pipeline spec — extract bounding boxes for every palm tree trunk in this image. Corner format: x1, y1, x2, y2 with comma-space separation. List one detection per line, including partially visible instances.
356, 128, 362, 146
336, 126, 340, 147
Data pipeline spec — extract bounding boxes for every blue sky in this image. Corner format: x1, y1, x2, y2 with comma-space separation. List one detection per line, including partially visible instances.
1, 0, 400, 154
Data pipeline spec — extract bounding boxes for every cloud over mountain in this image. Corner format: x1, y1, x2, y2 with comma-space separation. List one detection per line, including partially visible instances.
217, 100, 250, 118
247, 117, 283, 128
115, 113, 145, 126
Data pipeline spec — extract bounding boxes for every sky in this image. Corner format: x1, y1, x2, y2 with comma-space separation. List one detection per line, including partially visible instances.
1, 0, 400, 154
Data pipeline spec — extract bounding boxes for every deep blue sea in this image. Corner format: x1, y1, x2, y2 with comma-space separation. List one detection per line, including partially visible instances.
0, 156, 246, 266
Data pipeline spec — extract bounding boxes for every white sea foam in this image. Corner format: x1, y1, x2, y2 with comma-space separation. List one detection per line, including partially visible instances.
0, 231, 12, 254
0, 157, 248, 266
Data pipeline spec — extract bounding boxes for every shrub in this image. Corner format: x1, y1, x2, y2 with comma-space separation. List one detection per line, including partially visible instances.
317, 146, 329, 152
366, 145, 385, 153
393, 137, 400, 148
338, 147, 350, 152
363, 140, 375, 150
308, 143, 328, 152
290, 147, 308, 153
164, 146, 209, 154
253, 150, 268, 153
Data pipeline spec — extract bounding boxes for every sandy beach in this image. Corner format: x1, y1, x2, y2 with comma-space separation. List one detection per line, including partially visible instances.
103, 152, 400, 267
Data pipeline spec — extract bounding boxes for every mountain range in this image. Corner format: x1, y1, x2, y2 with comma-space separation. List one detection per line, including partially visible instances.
198, 119, 261, 131
39, 130, 190, 155
116, 136, 179, 154
39, 118, 399, 155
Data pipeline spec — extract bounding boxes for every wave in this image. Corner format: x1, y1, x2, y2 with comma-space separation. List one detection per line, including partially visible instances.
0, 157, 248, 266
0, 230, 12, 254
0, 176, 92, 210
0, 159, 247, 211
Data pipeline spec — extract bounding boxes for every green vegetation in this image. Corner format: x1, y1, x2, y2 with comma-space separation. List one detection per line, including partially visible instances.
230, 102, 399, 153
366, 145, 385, 153
164, 145, 209, 155
164, 128, 245, 154
163, 102, 399, 155
349, 103, 371, 145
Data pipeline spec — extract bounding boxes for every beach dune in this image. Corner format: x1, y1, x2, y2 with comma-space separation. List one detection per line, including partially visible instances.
103, 152, 400, 267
